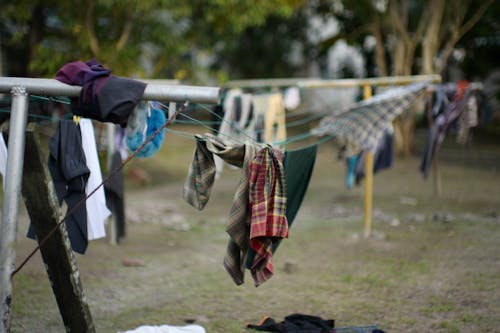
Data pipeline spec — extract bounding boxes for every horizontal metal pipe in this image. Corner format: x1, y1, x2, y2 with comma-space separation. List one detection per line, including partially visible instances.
225, 74, 441, 89
0, 77, 220, 104
297, 74, 442, 89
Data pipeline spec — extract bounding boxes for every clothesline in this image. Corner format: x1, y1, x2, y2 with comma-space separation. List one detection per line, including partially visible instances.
11, 102, 185, 277
0, 95, 334, 149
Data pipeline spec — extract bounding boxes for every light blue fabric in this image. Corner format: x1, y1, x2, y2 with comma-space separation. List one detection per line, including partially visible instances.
126, 102, 166, 158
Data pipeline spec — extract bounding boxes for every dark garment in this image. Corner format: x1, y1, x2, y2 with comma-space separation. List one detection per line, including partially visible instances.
246, 314, 334, 333
420, 87, 471, 178
28, 120, 90, 254
246, 144, 318, 269
104, 151, 126, 241
55, 59, 146, 127
354, 130, 393, 185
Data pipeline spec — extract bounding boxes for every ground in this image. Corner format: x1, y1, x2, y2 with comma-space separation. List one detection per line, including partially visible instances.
7, 124, 500, 332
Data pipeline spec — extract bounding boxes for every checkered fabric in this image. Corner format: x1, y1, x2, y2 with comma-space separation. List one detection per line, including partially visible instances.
182, 134, 245, 210
312, 82, 429, 154
248, 147, 288, 286
223, 142, 259, 285
182, 138, 216, 211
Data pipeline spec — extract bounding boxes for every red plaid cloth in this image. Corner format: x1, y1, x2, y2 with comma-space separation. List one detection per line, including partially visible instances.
248, 147, 288, 286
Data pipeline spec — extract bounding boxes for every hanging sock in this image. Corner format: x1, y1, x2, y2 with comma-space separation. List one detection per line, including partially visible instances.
126, 101, 166, 158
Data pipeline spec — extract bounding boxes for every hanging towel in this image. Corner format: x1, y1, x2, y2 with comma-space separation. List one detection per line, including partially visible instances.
28, 120, 90, 254
312, 82, 428, 155
248, 146, 288, 286
182, 133, 248, 212
182, 133, 257, 285
354, 128, 394, 185
246, 144, 318, 272
252, 93, 287, 144
80, 118, 110, 240
182, 137, 216, 211
55, 59, 146, 127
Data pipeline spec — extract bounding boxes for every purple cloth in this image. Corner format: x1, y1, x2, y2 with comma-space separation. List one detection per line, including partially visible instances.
55, 59, 146, 126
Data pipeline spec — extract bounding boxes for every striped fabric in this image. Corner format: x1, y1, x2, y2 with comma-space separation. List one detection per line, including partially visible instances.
312, 82, 429, 155
248, 147, 288, 286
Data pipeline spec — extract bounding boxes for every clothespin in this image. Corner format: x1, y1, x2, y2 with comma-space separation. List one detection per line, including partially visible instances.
73, 115, 81, 125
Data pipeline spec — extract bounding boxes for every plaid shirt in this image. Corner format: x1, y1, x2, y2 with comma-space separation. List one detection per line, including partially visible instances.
248, 147, 288, 286
312, 82, 428, 155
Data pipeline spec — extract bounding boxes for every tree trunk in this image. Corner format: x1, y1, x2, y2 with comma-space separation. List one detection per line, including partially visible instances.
421, 0, 445, 74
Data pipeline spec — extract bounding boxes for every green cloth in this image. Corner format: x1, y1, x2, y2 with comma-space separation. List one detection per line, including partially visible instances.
246, 144, 317, 269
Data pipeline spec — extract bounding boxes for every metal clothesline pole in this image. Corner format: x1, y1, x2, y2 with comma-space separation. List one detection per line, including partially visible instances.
0, 86, 29, 332
0, 76, 220, 333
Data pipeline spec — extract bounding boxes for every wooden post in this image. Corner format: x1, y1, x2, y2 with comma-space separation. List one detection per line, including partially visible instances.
363, 85, 374, 238
20, 126, 95, 333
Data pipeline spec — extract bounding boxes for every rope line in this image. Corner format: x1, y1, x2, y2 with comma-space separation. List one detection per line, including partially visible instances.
11, 103, 186, 278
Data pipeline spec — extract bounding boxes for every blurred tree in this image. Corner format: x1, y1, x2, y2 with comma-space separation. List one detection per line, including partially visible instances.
0, 0, 302, 79
322, 0, 495, 156
332, 0, 495, 76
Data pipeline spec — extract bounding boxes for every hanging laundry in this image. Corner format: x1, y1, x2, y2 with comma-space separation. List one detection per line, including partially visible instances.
283, 86, 301, 111
182, 137, 216, 211
79, 118, 110, 240
420, 81, 471, 178
181, 133, 258, 284
312, 82, 428, 156
126, 101, 166, 158
105, 150, 126, 242
345, 155, 358, 189
28, 120, 90, 254
215, 89, 255, 178
252, 93, 287, 144
352, 129, 394, 186
248, 146, 288, 286
456, 93, 478, 145
55, 59, 146, 127
245, 144, 318, 278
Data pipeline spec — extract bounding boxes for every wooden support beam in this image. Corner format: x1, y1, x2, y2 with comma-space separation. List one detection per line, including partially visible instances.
363, 85, 374, 238
19, 126, 95, 333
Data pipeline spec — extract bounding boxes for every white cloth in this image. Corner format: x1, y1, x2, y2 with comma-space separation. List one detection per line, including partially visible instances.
119, 324, 206, 333
283, 86, 301, 110
0, 134, 7, 191
80, 118, 110, 240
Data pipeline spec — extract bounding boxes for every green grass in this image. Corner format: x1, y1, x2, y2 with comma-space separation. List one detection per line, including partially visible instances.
8, 124, 500, 332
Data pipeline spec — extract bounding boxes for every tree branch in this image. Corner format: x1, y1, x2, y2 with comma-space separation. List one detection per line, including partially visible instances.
85, 0, 100, 57
116, 9, 134, 52
435, 0, 494, 73
389, 0, 412, 47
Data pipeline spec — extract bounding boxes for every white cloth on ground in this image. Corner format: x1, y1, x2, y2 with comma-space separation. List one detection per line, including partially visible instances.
118, 324, 206, 333
80, 118, 110, 240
